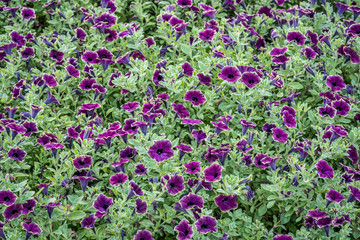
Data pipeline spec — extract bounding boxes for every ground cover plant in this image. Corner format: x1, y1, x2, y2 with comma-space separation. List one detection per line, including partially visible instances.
0, 0, 359, 239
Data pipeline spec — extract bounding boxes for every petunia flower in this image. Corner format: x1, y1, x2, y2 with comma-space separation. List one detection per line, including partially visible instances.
21, 8, 35, 20
8, 148, 26, 161
318, 106, 336, 118
44, 143, 64, 159
326, 75, 346, 92
346, 145, 359, 165
81, 214, 96, 233
135, 198, 147, 214
42, 202, 61, 219
22, 199, 37, 215
195, 216, 217, 233
73, 156, 92, 170
73, 176, 95, 192
269, 47, 288, 56
21, 47, 34, 59
203, 164, 222, 182
175, 219, 193, 240
286, 31, 306, 45
134, 230, 154, 240
198, 29, 215, 41
172, 103, 190, 119
37, 183, 52, 196
148, 140, 174, 162
0, 190, 16, 206
218, 66, 241, 83
184, 161, 201, 174
273, 235, 293, 240
75, 28, 87, 41
109, 173, 128, 185
82, 51, 100, 64
177, 0, 192, 7
272, 128, 288, 143
332, 100, 350, 116
211, 121, 229, 135
240, 119, 256, 136
347, 185, 360, 202
335, 2, 348, 16
93, 194, 113, 213
23, 222, 42, 240
166, 175, 185, 195
191, 130, 206, 147
44, 90, 59, 105
316, 160, 334, 179
326, 189, 345, 207
241, 72, 261, 88
214, 195, 238, 212
316, 217, 333, 237
184, 90, 206, 106
180, 193, 203, 209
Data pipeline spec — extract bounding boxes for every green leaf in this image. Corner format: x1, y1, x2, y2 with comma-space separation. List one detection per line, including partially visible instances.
68, 211, 86, 220
258, 203, 267, 216
288, 82, 303, 89
267, 201, 275, 209
181, 44, 192, 56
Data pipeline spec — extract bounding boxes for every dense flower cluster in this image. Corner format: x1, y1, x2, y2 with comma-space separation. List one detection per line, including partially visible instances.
0, 0, 359, 239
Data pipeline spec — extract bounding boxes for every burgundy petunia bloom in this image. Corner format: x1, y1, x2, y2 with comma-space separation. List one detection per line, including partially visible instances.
204, 164, 222, 182
0, 190, 16, 206
326, 189, 345, 205
332, 100, 350, 116
79, 78, 97, 91
8, 148, 26, 161
218, 66, 241, 83
214, 194, 238, 212
316, 217, 333, 237
75, 28, 87, 41
348, 185, 360, 202
180, 193, 203, 209
3, 203, 23, 220
272, 128, 288, 143
148, 140, 174, 162
129, 181, 144, 198
43, 74, 57, 87
318, 106, 336, 118
23, 222, 42, 240
121, 102, 139, 113
172, 103, 190, 119
134, 164, 147, 175
109, 173, 128, 185
343, 46, 360, 64
175, 219, 193, 240
184, 90, 206, 106
82, 51, 100, 64
175, 144, 193, 161
273, 235, 293, 240
81, 214, 95, 229
195, 216, 217, 233
240, 119, 256, 136
197, 73, 212, 86
21, 47, 34, 59
302, 47, 317, 59
166, 175, 185, 195
287, 31, 306, 45
49, 50, 64, 62
241, 72, 261, 88
269, 47, 288, 56
316, 160, 334, 179
184, 161, 201, 174
135, 198, 147, 214
199, 29, 215, 41
326, 75, 346, 92
347, 145, 359, 165
65, 65, 80, 78
134, 230, 154, 240
335, 2, 348, 16
282, 111, 297, 128
73, 156, 92, 170
93, 194, 113, 212
22, 8, 35, 20
144, 37, 155, 48
177, 0, 192, 7
308, 210, 327, 219
181, 62, 194, 77
22, 199, 37, 215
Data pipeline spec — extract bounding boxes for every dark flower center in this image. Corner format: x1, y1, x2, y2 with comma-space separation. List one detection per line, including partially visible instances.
227, 74, 234, 79
201, 223, 208, 229
4, 196, 10, 202
156, 148, 163, 155
170, 183, 175, 188
221, 197, 228, 203
88, 57, 93, 61
11, 209, 18, 215
188, 201, 195, 206
192, 97, 198, 102
102, 204, 109, 210
331, 82, 337, 86
213, 172, 218, 178
13, 153, 19, 158
248, 79, 254, 84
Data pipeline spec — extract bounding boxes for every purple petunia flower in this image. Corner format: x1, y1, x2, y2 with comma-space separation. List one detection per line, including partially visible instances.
109, 173, 128, 185
8, 148, 26, 161
177, 0, 192, 8
44, 90, 59, 105
21, 47, 34, 59
121, 102, 139, 113
172, 103, 190, 119
81, 214, 96, 229
335, 2, 348, 16
197, 73, 212, 86
148, 140, 174, 162
346, 145, 359, 165
175, 144, 193, 161
307, 210, 327, 219
318, 106, 336, 118
211, 121, 230, 135
129, 181, 144, 198
166, 175, 185, 195
199, 29, 215, 41
218, 66, 241, 83
204, 164, 222, 182
175, 219, 193, 240
43, 74, 57, 87
134, 164, 147, 175
269, 47, 288, 56
273, 235, 293, 240
343, 46, 360, 64
180, 193, 203, 209
73, 156, 92, 170
37, 183, 52, 196
184, 90, 206, 106
347, 185, 360, 202
214, 195, 238, 212
181, 62, 194, 77
49, 50, 64, 62
144, 37, 155, 48
82, 51, 100, 64
191, 130, 207, 147
282, 111, 297, 128
0, 190, 17, 206
316, 160, 334, 179
332, 100, 350, 116
302, 47, 317, 59
326, 189, 345, 206
326, 75, 346, 92
135, 198, 147, 214
65, 65, 80, 78
316, 217, 333, 237
93, 194, 113, 213
134, 230, 154, 240
75, 28, 87, 41
184, 161, 201, 174
21, 8, 35, 20
240, 119, 256, 136
195, 216, 217, 233
253, 153, 271, 169
3, 203, 23, 220
23, 222, 42, 240
22, 199, 37, 215
79, 78, 97, 91
241, 72, 261, 88
287, 31, 306, 45
272, 128, 288, 143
